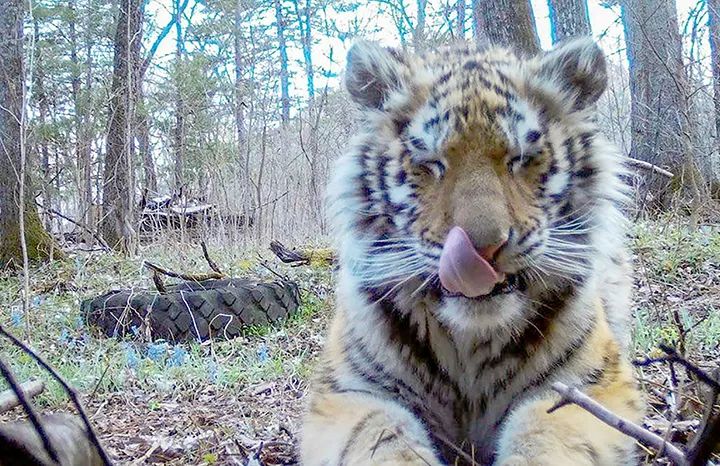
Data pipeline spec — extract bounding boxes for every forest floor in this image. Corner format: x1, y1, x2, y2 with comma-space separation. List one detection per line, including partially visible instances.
0, 216, 719, 465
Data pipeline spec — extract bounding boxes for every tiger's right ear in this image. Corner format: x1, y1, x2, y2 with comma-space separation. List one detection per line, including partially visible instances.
345, 41, 407, 110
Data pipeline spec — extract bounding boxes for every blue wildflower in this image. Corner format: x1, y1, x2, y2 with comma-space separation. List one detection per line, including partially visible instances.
123, 344, 140, 370
208, 359, 219, 383
146, 342, 167, 363
167, 345, 187, 367
74, 315, 84, 329
10, 308, 22, 328
59, 328, 71, 345
257, 344, 270, 363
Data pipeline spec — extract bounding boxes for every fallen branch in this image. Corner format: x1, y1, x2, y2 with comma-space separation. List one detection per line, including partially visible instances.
270, 240, 310, 266
200, 241, 223, 275
269, 240, 335, 267
0, 324, 113, 466
36, 202, 110, 251
0, 360, 60, 463
0, 379, 44, 414
626, 157, 675, 179
142, 261, 223, 282
549, 382, 689, 466
0, 413, 103, 465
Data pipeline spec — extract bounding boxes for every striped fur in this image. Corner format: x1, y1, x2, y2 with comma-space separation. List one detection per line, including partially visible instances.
301, 39, 643, 466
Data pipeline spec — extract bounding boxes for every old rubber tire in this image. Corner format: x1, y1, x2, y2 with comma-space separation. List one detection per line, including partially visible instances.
82, 278, 300, 341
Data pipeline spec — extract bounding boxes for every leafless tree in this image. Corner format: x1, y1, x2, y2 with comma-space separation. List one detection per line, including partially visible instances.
0, 0, 56, 266
547, 0, 591, 43
621, 0, 708, 207
101, 0, 143, 253
473, 0, 540, 54
709, 0, 720, 154
274, 0, 291, 123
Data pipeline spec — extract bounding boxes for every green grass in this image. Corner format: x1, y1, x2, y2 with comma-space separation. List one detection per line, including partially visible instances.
630, 217, 720, 355
0, 243, 333, 409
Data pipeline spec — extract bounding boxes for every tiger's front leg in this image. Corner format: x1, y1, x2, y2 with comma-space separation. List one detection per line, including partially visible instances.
494, 360, 644, 466
301, 390, 445, 466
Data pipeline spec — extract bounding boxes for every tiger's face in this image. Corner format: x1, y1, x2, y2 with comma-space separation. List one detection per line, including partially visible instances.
331, 39, 626, 315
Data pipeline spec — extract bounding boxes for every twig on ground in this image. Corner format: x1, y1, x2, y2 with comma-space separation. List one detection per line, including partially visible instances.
0, 324, 113, 466
142, 260, 223, 282
626, 157, 675, 178
0, 379, 44, 413
549, 382, 689, 466
36, 201, 111, 251
200, 241, 224, 275
0, 361, 59, 463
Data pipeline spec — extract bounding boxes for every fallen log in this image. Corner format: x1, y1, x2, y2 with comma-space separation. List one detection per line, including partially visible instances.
269, 241, 335, 267
0, 413, 103, 466
0, 380, 44, 414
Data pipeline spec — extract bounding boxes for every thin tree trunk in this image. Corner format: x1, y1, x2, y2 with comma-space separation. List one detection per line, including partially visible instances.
32, 17, 53, 232
471, 0, 488, 42
414, 0, 427, 50
547, 0, 591, 43
82, 0, 94, 232
0, 0, 57, 266
234, 0, 247, 149
709, 0, 720, 149
102, 0, 142, 253
292, 0, 315, 108
137, 94, 156, 193
274, 0, 291, 123
173, 0, 185, 192
475, 0, 539, 54
456, 0, 465, 39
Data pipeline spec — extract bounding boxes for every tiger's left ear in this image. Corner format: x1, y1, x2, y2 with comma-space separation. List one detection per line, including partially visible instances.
531, 37, 607, 111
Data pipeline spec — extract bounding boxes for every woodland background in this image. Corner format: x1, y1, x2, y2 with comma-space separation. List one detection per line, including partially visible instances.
0, 1, 720, 465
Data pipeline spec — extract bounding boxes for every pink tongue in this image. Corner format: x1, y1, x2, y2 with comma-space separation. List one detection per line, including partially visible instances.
439, 227, 502, 298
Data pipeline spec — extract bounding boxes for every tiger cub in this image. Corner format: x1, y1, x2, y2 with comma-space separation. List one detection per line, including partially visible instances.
301, 38, 644, 466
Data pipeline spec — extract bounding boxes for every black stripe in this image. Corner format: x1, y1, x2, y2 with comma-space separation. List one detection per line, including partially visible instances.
338, 410, 382, 465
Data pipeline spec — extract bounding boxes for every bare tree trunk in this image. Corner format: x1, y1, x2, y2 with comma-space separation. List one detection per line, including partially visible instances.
471, 0, 487, 42
474, 0, 539, 54
82, 0, 95, 232
291, 0, 315, 108
102, 0, 142, 253
32, 16, 53, 232
274, 0, 291, 123
137, 95, 156, 192
234, 0, 247, 150
414, 0, 427, 49
709, 0, 720, 150
173, 0, 185, 192
456, 0, 466, 39
621, 0, 705, 207
0, 0, 57, 266
547, 0, 591, 43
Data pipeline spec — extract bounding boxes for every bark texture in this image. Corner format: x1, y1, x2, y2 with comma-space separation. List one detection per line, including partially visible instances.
621, 0, 704, 206
274, 0, 291, 123
709, 0, 720, 148
474, 0, 540, 54
0, 0, 57, 266
102, 0, 142, 252
547, 0, 591, 43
